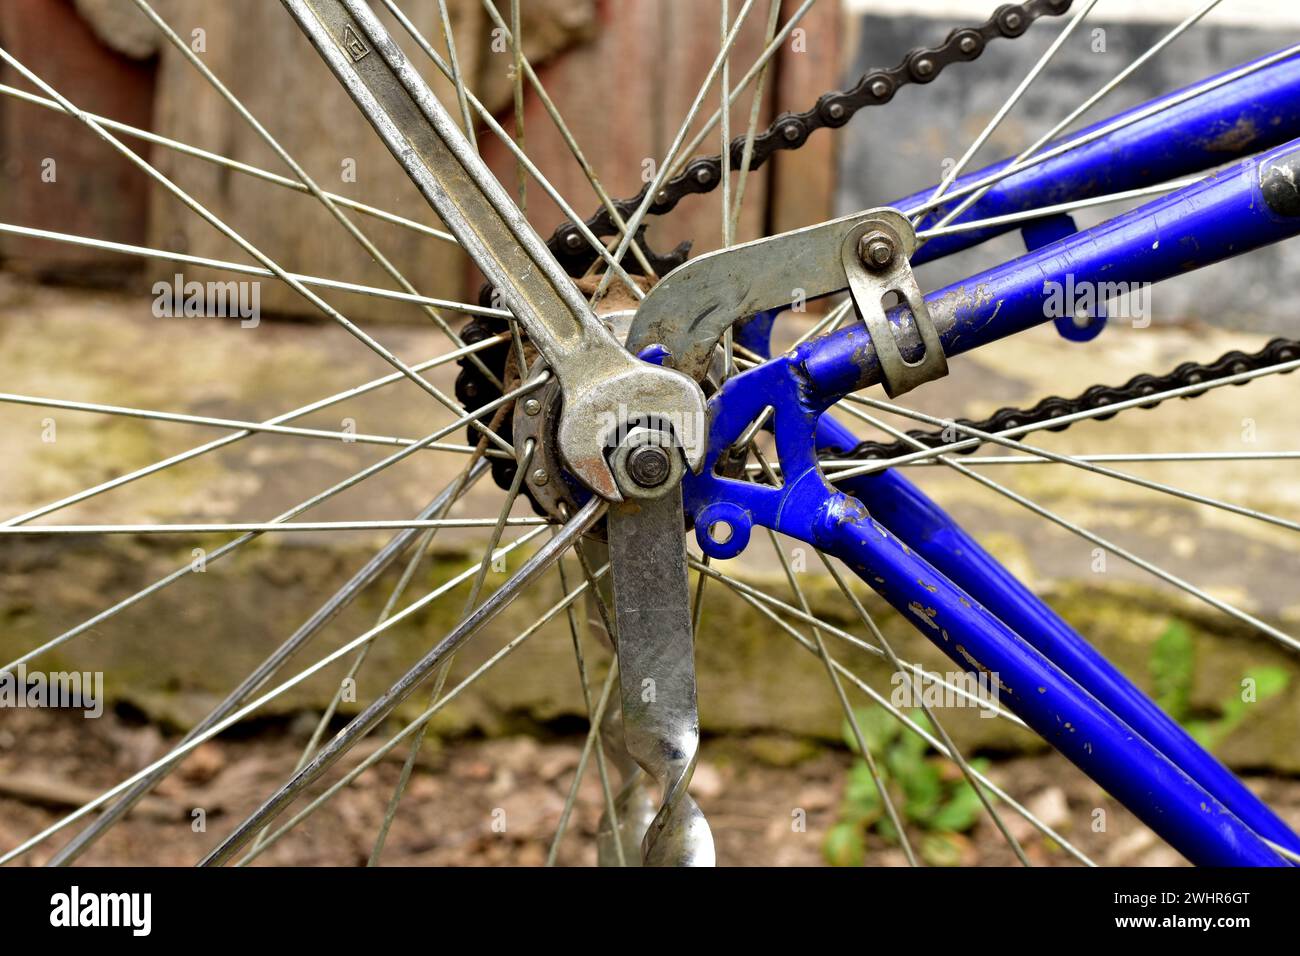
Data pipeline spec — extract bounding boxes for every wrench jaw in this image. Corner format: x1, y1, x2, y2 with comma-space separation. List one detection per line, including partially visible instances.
555, 360, 708, 502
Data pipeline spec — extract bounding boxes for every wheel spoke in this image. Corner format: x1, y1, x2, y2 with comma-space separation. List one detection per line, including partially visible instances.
720, 0, 736, 378
234, 564, 608, 866
469, 0, 656, 275
668, 0, 819, 180
437, 0, 476, 149
688, 558, 1024, 724
0, 222, 510, 318
839, 403, 1300, 656
8, 0, 1289, 872
378, 0, 647, 300
791, 297, 855, 349
829, 356, 1300, 480
908, 43, 1300, 223
0, 44, 509, 450
547, 628, 621, 865
196, 498, 606, 867
829, 451, 1300, 468
592, 0, 760, 298
546, 533, 627, 865
0, 518, 550, 536
921, 0, 1100, 212
244, 448, 500, 859
0, 377, 545, 677
844, 392, 1300, 534
917, 178, 1202, 239
125, 0, 502, 387
554, 542, 625, 866
729, 0, 783, 238
367, 440, 536, 865
0, 336, 509, 528
510, 0, 526, 213
764, 526, 919, 866
0, 391, 479, 453
0, 82, 457, 245
0, 521, 559, 866
816, 551, 1031, 866
46, 462, 490, 866
765, 602, 1096, 866
756, 417, 1021, 862
925, 0, 1227, 235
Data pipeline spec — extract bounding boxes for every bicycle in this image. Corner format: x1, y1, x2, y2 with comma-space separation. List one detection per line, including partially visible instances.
1, 0, 1298, 866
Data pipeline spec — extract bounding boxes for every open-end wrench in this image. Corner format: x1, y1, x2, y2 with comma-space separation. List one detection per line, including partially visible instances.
283, 0, 705, 501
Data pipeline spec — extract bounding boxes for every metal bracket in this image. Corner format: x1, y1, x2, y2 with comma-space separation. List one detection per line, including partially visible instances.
840, 214, 947, 398
607, 486, 713, 866
627, 207, 949, 394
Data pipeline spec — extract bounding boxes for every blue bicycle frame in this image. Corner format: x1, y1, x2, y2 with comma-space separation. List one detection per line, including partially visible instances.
683, 48, 1300, 866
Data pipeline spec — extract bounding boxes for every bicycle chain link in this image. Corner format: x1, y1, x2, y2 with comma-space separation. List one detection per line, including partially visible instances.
835, 337, 1300, 462
540, 0, 1077, 279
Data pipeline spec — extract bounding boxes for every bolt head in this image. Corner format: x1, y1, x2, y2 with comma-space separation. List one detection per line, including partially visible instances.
782, 123, 800, 141
827, 102, 845, 120
870, 78, 891, 99
1003, 11, 1024, 31
959, 35, 978, 53
530, 467, 549, 486
694, 166, 713, 184
627, 444, 672, 488
913, 57, 935, 77
563, 230, 583, 250
858, 231, 896, 270
522, 398, 542, 416
655, 189, 670, 205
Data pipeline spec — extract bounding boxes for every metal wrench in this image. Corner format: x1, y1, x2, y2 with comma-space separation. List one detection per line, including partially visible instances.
283, 0, 705, 501
287, 0, 713, 865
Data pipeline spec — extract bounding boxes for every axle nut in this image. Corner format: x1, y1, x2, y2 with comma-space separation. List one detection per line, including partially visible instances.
609, 426, 685, 500
627, 444, 672, 488
858, 231, 896, 270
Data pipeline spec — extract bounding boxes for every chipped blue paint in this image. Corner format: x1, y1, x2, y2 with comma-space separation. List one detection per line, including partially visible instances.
669, 51, 1300, 866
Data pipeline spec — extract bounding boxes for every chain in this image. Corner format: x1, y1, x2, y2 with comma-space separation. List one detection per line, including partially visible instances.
832, 337, 1300, 462
540, 0, 1077, 278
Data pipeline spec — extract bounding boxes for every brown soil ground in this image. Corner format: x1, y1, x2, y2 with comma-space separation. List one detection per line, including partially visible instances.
3, 708, 1298, 867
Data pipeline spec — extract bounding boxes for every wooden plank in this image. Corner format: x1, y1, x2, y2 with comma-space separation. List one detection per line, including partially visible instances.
769, 0, 843, 237
476, 0, 781, 292
4, 1, 840, 317
145, 0, 596, 324
0, 0, 156, 284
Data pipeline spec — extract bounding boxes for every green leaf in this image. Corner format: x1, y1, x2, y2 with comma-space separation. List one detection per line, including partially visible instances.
1150, 620, 1195, 722
898, 762, 943, 820
929, 780, 983, 833
919, 831, 964, 867
840, 762, 884, 831
823, 822, 867, 867
842, 706, 899, 755
1245, 665, 1290, 702
845, 760, 883, 805
876, 815, 899, 844
1210, 666, 1292, 743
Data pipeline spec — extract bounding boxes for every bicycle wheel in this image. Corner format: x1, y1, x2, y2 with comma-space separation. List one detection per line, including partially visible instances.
0, 0, 1297, 868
